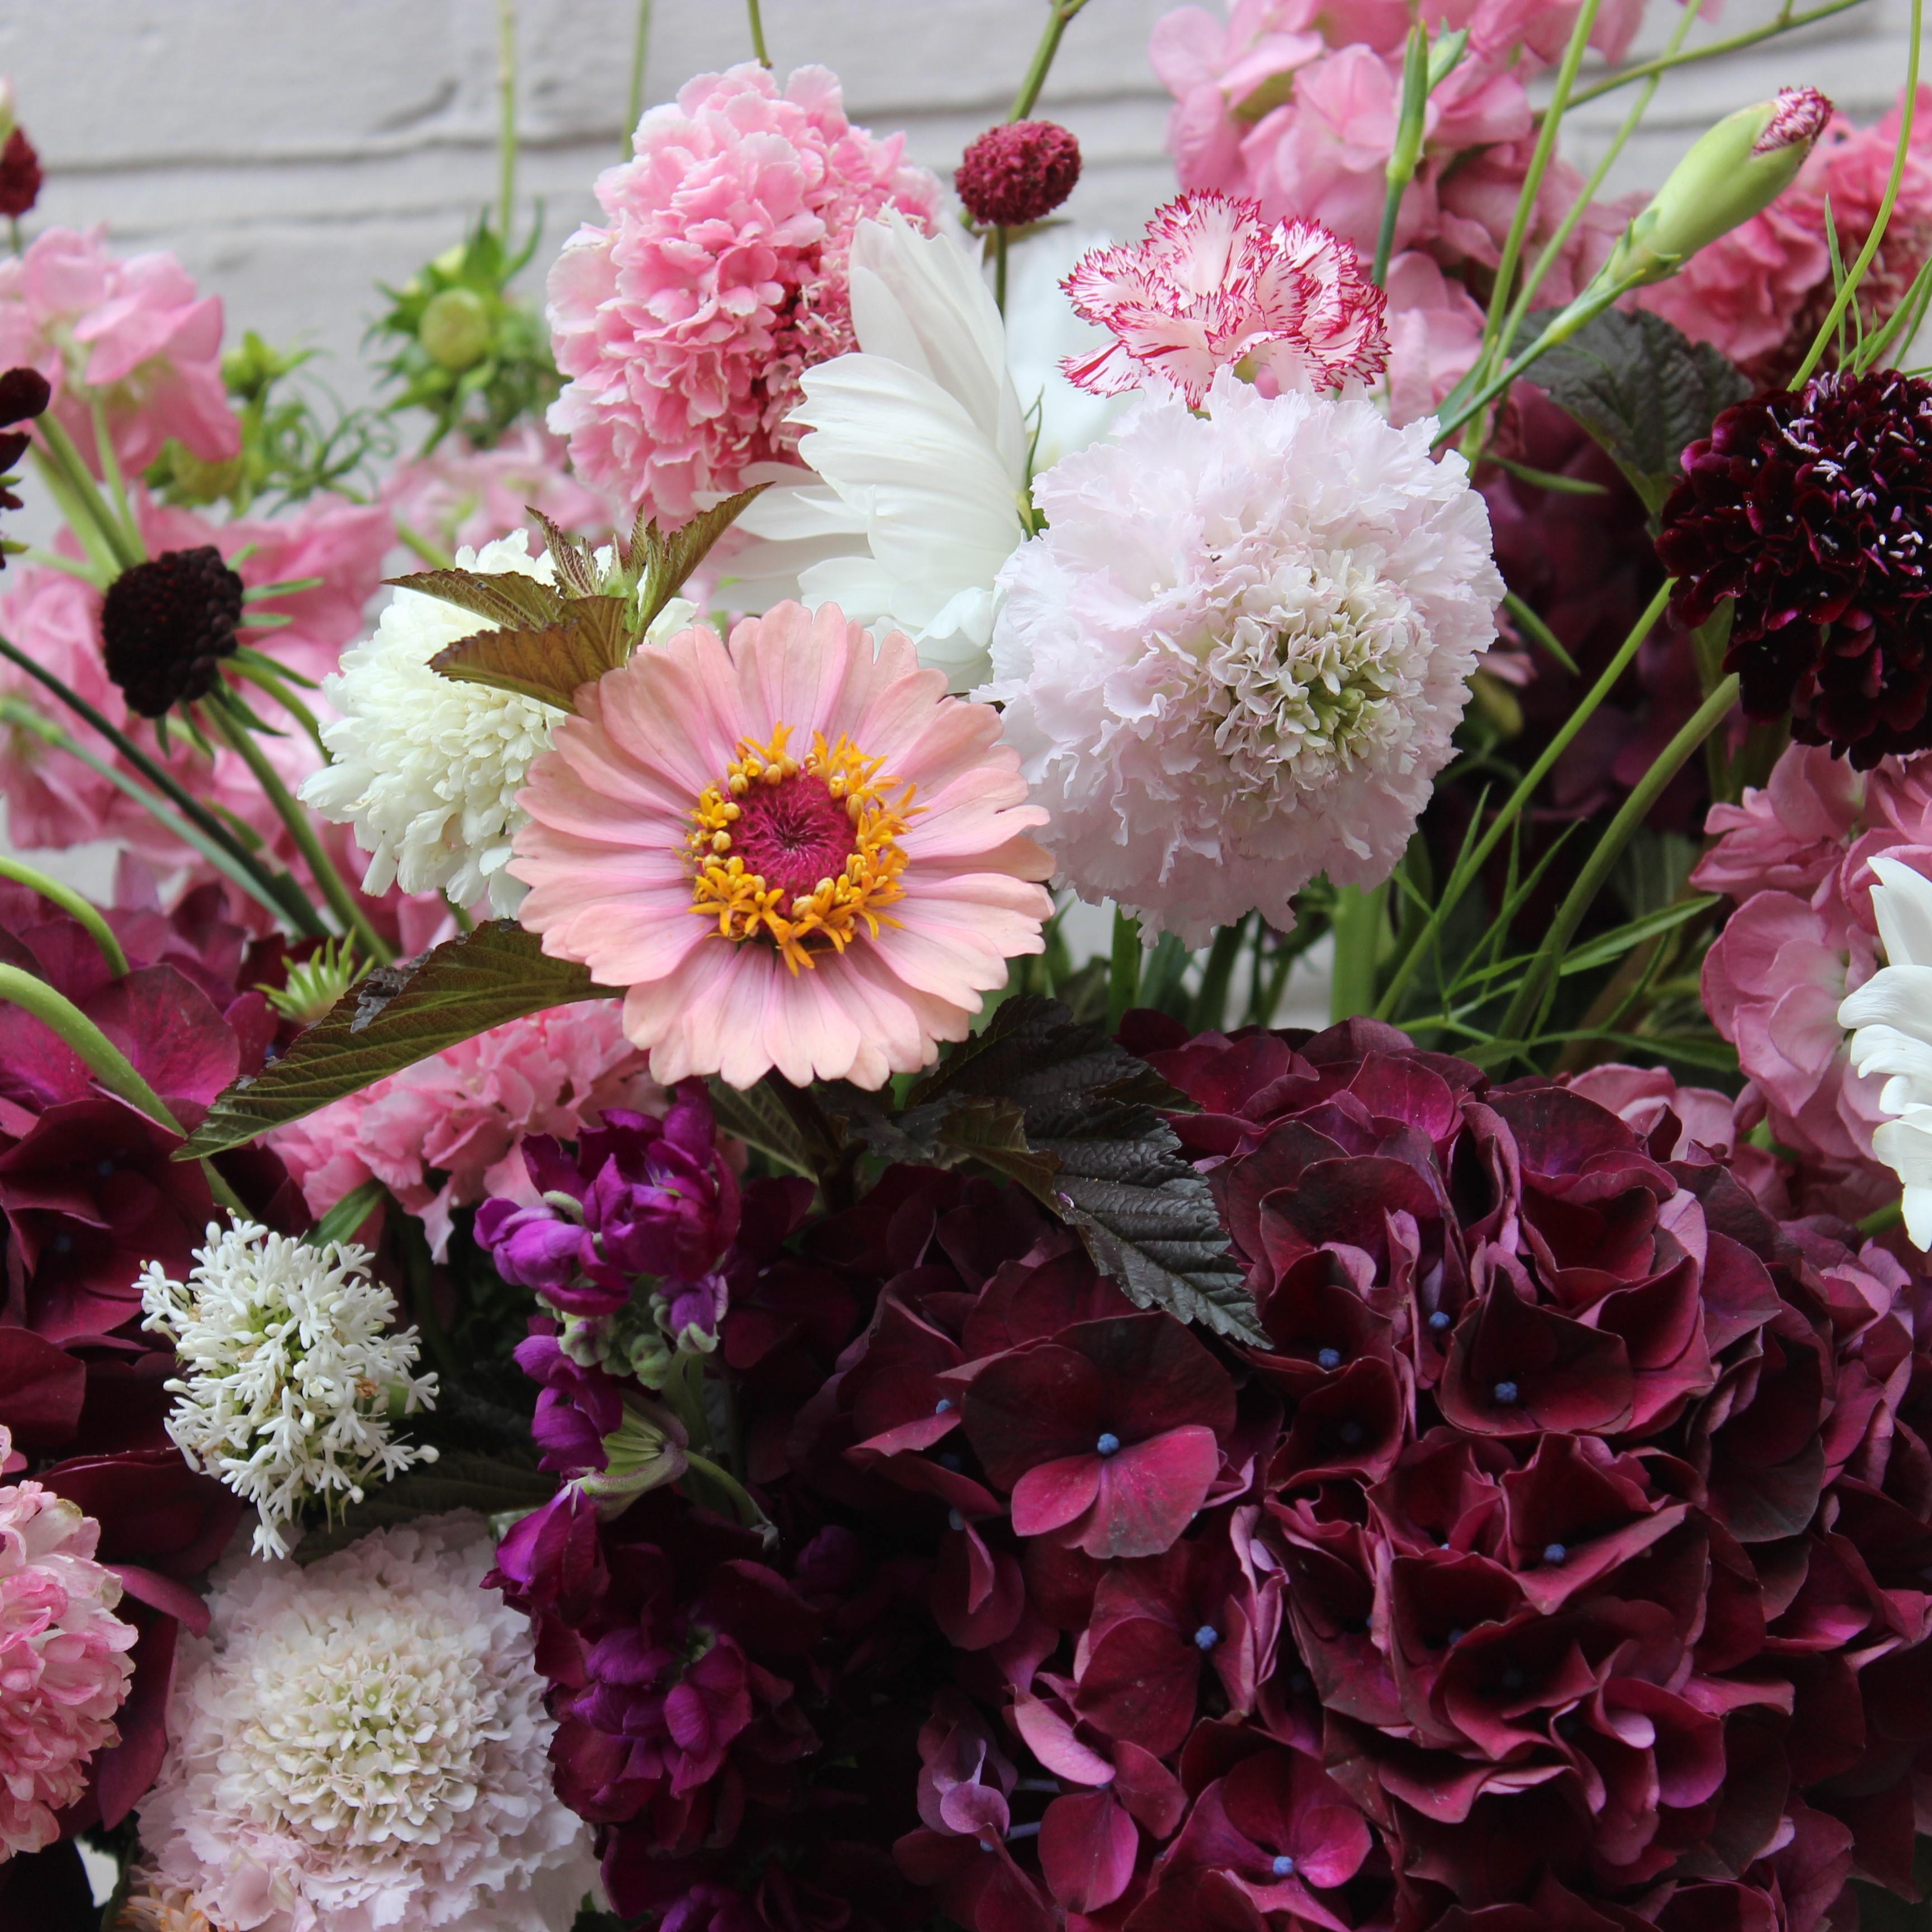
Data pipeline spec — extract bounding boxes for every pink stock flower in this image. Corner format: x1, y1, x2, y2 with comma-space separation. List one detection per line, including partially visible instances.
381, 423, 614, 557
0, 226, 238, 475
512, 600, 1054, 1090
1636, 87, 1932, 376
547, 63, 941, 520
1062, 192, 1388, 405
0, 1426, 137, 1860
1384, 252, 1487, 425
269, 1002, 665, 1261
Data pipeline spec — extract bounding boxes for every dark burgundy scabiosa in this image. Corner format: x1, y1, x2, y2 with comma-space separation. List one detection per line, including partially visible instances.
98, 544, 245, 717
0, 127, 41, 220
0, 363, 49, 562
1656, 368, 1932, 767
955, 120, 1082, 229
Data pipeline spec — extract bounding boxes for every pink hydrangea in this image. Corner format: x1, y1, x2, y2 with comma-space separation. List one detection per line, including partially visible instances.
1635, 87, 1932, 376
0, 226, 239, 476
547, 63, 942, 520
381, 424, 614, 557
269, 1003, 666, 1259
0, 1424, 137, 1860
1062, 192, 1388, 404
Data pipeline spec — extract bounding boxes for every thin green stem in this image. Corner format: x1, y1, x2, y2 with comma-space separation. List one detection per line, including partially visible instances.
1010, 0, 1091, 121
210, 697, 394, 963
684, 1448, 775, 1540
1107, 907, 1142, 1032
392, 519, 457, 571
0, 632, 323, 933
0, 855, 127, 974
624, 0, 653, 144
1502, 589, 1579, 675
1191, 918, 1247, 1034
1373, 23, 1431, 290
1329, 882, 1388, 1023
0, 962, 180, 1131
34, 419, 140, 572
1495, 673, 1740, 1044
87, 395, 141, 565
1568, 0, 1867, 105
1376, 580, 1671, 1017
498, 0, 519, 240
995, 225, 1011, 313
746, 0, 771, 67
1791, 0, 1921, 385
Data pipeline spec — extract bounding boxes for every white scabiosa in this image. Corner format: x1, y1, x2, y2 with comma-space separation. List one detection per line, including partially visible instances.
1840, 852, 1932, 1246
978, 368, 1503, 946
140, 1219, 439, 1559
134, 1516, 596, 1932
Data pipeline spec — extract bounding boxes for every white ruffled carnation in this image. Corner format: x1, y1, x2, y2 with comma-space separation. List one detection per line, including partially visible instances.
140, 1219, 439, 1559
135, 1516, 597, 1932
301, 529, 694, 914
979, 370, 1503, 945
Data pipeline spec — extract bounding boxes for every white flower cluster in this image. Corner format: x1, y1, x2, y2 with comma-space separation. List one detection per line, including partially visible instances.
135, 1517, 595, 1932
1842, 854, 1932, 1246
140, 1218, 439, 1559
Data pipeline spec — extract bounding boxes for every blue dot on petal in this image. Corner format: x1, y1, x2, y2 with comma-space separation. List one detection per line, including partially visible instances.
1427, 1310, 1452, 1332
1272, 1855, 1296, 1878
949, 1509, 966, 1532
1095, 1432, 1122, 1456
1317, 1347, 1342, 1370
1194, 1624, 1220, 1651
1543, 1541, 1568, 1565
935, 1398, 954, 1414
1493, 1380, 1521, 1405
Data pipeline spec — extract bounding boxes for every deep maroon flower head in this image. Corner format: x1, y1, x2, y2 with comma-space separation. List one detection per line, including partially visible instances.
955, 120, 1082, 229
1657, 368, 1932, 766
0, 127, 41, 220
0, 361, 48, 537
98, 544, 244, 717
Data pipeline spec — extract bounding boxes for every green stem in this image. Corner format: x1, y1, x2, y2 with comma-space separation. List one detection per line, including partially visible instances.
1376, 580, 1671, 1018
1791, 0, 1921, 385
1502, 589, 1579, 675
498, 0, 519, 240
0, 855, 127, 974
1372, 23, 1431, 290
1329, 882, 1388, 1023
392, 519, 457, 571
1191, 917, 1247, 1034
624, 0, 653, 143
995, 225, 1010, 313
1010, 0, 1091, 121
1495, 673, 1740, 1045
0, 631, 324, 933
746, 0, 771, 66
1435, 277, 1630, 445
210, 697, 394, 963
1568, 0, 1867, 105
0, 962, 180, 1131
684, 1447, 775, 1540
1107, 907, 1142, 1032
87, 395, 142, 565
34, 419, 140, 572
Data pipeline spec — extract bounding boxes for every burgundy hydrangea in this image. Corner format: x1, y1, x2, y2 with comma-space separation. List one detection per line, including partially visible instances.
1657, 368, 1932, 767
955, 120, 1083, 228
484, 1019, 1932, 1932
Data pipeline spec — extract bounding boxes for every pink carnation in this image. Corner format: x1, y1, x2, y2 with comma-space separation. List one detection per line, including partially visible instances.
1063, 192, 1388, 404
1635, 87, 1932, 375
547, 63, 941, 520
0, 1426, 137, 1861
0, 226, 239, 475
382, 424, 615, 557
269, 1003, 666, 1259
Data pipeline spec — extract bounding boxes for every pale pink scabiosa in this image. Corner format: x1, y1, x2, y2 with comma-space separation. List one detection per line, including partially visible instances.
269, 1003, 665, 1261
546, 63, 942, 520
512, 602, 1054, 1088
0, 1424, 137, 1861
135, 1516, 595, 1932
1063, 191, 1388, 405
0, 226, 239, 475
981, 368, 1500, 945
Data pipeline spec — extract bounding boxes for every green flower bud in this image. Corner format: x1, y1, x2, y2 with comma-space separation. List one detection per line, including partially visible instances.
419, 287, 494, 372
1609, 87, 1832, 289
577, 1394, 689, 1517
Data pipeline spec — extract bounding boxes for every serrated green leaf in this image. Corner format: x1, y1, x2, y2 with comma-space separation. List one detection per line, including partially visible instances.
429, 595, 633, 711
1515, 306, 1749, 515
182, 922, 610, 1158
294, 1451, 556, 1561
384, 566, 570, 631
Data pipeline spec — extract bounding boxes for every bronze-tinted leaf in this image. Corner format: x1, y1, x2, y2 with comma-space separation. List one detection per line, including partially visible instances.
383, 566, 571, 632
429, 596, 634, 710
636, 482, 769, 633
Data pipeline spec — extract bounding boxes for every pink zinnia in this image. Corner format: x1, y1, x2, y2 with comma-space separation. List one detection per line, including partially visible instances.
0, 1424, 137, 1860
1064, 192, 1388, 405
512, 602, 1054, 1088
0, 226, 238, 476
546, 64, 941, 520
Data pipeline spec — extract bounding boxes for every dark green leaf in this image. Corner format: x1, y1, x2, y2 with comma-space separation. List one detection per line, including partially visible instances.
429, 596, 633, 711
1516, 306, 1749, 515
182, 922, 610, 1157
304, 1178, 387, 1249
383, 566, 570, 631
294, 1451, 556, 1561
1556, 895, 1720, 977
706, 1076, 817, 1178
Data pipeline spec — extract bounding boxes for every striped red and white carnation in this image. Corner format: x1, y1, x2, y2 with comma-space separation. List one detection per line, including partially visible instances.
511, 602, 1054, 1090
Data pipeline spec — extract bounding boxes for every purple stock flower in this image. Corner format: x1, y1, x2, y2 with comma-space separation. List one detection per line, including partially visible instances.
514, 1323, 627, 1472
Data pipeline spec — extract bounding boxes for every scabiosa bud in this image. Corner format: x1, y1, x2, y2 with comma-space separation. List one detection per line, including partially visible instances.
0, 126, 41, 220
98, 544, 244, 717
0, 362, 48, 557
955, 119, 1082, 228
1656, 367, 1932, 765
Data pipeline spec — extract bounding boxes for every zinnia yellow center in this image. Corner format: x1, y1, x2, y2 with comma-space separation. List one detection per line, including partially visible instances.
687, 723, 913, 973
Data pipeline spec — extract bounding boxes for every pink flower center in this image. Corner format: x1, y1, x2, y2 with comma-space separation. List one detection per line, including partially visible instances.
731, 773, 856, 911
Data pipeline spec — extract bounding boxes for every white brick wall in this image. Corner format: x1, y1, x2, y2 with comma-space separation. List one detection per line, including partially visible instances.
6, 0, 1915, 415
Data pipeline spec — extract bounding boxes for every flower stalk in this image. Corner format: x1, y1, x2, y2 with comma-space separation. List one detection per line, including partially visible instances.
0, 961, 179, 1131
